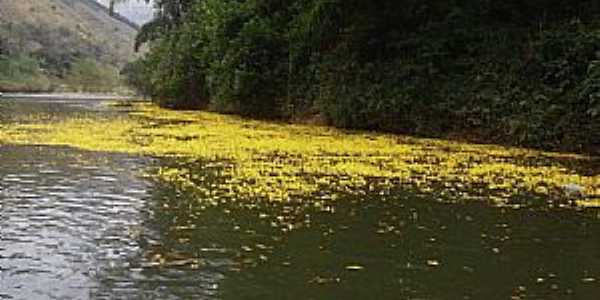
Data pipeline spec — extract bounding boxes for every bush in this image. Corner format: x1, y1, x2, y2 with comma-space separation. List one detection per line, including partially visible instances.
130, 0, 600, 153
121, 59, 152, 97
64, 58, 121, 92
202, 0, 289, 117
0, 54, 51, 92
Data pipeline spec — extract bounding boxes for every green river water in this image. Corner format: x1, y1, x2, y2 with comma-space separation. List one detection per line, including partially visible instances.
0, 98, 599, 299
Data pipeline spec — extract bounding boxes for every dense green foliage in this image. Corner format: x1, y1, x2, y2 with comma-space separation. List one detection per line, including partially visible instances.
127, 0, 600, 152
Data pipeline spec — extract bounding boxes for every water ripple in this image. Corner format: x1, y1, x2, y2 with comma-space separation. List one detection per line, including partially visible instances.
0, 146, 224, 300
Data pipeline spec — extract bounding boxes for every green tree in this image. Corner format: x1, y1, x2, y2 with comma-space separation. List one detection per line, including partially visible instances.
121, 0, 600, 152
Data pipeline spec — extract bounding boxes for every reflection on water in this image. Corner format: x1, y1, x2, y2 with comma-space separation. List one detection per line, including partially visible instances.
0, 146, 225, 299
0, 98, 599, 299
220, 197, 600, 299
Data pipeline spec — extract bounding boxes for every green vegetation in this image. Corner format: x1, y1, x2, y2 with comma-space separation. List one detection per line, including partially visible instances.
126, 0, 600, 153
0, 54, 51, 92
0, 0, 139, 92
64, 58, 122, 92
0, 52, 125, 92
0, 54, 124, 92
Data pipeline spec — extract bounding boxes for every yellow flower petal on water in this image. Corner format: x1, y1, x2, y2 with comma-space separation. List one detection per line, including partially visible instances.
1, 102, 598, 205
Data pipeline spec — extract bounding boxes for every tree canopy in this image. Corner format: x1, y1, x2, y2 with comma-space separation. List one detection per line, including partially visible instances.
122, 0, 600, 153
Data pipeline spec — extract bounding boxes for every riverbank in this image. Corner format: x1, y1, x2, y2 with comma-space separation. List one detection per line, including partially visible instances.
126, 1, 600, 155
0, 55, 130, 95
0, 92, 135, 101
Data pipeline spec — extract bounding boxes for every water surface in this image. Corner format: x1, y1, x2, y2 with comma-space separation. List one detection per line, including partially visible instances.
1, 98, 599, 299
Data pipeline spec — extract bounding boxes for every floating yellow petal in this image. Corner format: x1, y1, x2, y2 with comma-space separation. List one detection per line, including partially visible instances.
0, 102, 598, 206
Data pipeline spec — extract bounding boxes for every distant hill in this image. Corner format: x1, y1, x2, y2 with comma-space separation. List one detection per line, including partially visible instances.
0, 0, 140, 92
0, 0, 138, 67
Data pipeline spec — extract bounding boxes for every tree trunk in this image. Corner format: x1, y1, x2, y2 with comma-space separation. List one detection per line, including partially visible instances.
109, 0, 115, 16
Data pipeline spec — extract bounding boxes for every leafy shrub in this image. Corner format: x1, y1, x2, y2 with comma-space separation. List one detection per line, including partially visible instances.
130, 0, 600, 153
63, 58, 121, 92
0, 54, 51, 92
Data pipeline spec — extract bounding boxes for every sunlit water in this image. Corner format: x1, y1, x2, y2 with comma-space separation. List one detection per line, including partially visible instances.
1, 98, 599, 299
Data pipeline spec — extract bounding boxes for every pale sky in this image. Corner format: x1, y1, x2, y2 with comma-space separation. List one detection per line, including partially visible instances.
95, 0, 154, 25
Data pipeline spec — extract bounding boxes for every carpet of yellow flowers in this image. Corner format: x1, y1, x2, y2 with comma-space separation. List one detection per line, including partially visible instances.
1, 102, 598, 207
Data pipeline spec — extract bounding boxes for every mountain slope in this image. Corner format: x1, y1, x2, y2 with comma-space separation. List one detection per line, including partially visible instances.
0, 0, 142, 92
0, 0, 138, 67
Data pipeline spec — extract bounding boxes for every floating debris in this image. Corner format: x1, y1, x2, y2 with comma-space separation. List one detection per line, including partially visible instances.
310, 276, 341, 284
562, 183, 585, 197
345, 265, 365, 271
427, 260, 440, 267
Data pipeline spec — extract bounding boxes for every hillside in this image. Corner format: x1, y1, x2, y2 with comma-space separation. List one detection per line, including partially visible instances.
0, 0, 139, 92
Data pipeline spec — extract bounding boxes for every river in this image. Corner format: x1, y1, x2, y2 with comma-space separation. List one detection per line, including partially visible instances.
1, 97, 599, 299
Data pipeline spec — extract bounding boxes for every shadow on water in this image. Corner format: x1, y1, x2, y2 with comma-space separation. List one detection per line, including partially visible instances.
0, 98, 599, 299
218, 195, 600, 299
157, 160, 600, 300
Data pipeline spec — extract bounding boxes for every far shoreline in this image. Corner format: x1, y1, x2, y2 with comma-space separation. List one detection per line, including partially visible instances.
0, 92, 137, 101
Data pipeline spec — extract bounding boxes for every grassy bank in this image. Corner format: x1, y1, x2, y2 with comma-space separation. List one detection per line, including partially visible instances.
1, 102, 598, 207
0, 54, 51, 92
0, 54, 128, 93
